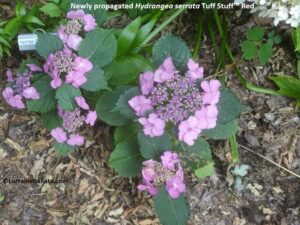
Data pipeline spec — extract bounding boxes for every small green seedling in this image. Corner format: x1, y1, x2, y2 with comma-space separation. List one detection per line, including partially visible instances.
242, 26, 282, 65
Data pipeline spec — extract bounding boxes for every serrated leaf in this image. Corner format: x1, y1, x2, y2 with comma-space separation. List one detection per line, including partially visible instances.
56, 84, 81, 111
41, 111, 62, 131
27, 76, 56, 113
258, 42, 273, 65
202, 120, 238, 140
107, 54, 153, 86
109, 140, 144, 177
232, 164, 250, 177
78, 28, 117, 67
36, 33, 63, 59
138, 130, 171, 160
154, 187, 190, 225
117, 16, 141, 56
269, 75, 300, 99
81, 67, 107, 91
153, 34, 190, 72
113, 87, 140, 120
194, 162, 215, 179
217, 89, 246, 124
54, 143, 75, 156
241, 40, 257, 60
39, 3, 62, 17
247, 26, 264, 41
96, 87, 131, 126
114, 123, 140, 145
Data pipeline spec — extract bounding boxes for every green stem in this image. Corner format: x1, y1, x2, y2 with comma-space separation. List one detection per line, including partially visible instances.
192, 12, 203, 60
229, 134, 240, 164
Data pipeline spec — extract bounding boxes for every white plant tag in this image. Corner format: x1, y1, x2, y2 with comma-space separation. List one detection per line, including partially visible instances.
18, 33, 38, 51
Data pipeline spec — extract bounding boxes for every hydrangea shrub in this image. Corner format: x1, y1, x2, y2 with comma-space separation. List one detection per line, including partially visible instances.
97, 34, 246, 225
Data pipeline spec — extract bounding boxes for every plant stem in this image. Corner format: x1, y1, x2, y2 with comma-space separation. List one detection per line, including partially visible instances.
229, 134, 240, 164
192, 12, 203, 60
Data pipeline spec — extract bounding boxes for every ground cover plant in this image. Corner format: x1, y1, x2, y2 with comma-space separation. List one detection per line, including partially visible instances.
0, 0, 300, 224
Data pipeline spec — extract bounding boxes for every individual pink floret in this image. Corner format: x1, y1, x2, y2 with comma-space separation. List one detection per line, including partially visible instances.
166, 176, 186, 199
85, 111, 97, 126
187, 59, 204, 80
178, 116, 201, 146
138, 180, 158, 196
51, 127, 67, 143
67, 34, 83, 51
201, 80, 221, 105
140, 71, 154, 95
161, 151, 180, 171
196, 105, 218, 130
138, 113, 165, 137
75, 96, 89, 110
22, 87, 40, 99
154, 57, 176, 83
67, 134, 85, 146
128, 95, 153, 117
3, 87, 25, 109
73, 57, 93, 73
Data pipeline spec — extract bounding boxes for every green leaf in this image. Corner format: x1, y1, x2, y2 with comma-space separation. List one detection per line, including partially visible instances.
0, 36, 10, 47
153, 34, 190, 71
107, 54, 153, 86
114, 123, 140, 145
27, 76, 56, 113
267, 30, 275, 38
56, 84, 81, 111
247, 26, 265, 41
217, 89, 246, 124
3, 18, 22, 40
154, 187, 190, 225
78, 28, 117, 67
96, 87, 131, 126
117, 17, 141, 56
23, 15, 45, 26
40, 3, 62, 17
273, 35, 282, 45
54, 143, 75, 156
81, 67, 107, 91
131, 18, 156, 50
202, 120, 238, 140
113, 87, 140, 120
16, 0, 26, 18
241, 40, 257, 60
295, 25, 300, 52
41, 111, 62, 131
269, 75, 300, 99
258, 42, 273, 65
194, 162, 215, 179
36, 33, 63, 59
109, 140, 144, 177
138, 130, 171, 160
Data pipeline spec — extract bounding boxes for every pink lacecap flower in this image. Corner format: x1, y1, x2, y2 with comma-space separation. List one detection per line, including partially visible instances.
137, 180, 158, 196
86, 110, 97, 126
166, 176, 186, 199
22, 87, 40, 99
138, 113, 165, 137
67, 34, 83, 51
67, 134, 85, 146
27, 64, 42, 72
51, 127, 67, 143
187, 59, 204, 80
66, 71, 87, 88
66, 10, 97, 32
154, 57, 176, 83
196, 105, 218, 130
140, 71, 154, 95
178, 116, 201, 146
3, 87, 25, 109
201, 80, 221, 105
161, 151, 180, 171
128, 95, 153, 117
75, 96, 89, 110
73, 57, 93, 73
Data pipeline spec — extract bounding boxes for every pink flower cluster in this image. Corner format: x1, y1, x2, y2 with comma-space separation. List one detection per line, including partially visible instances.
50, 96, 97, 146
138, 151, 186, 199
58, 10, 97, 51
2, 66, 40, 109
42, 47, 93, 89
128, 57, 221, 146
